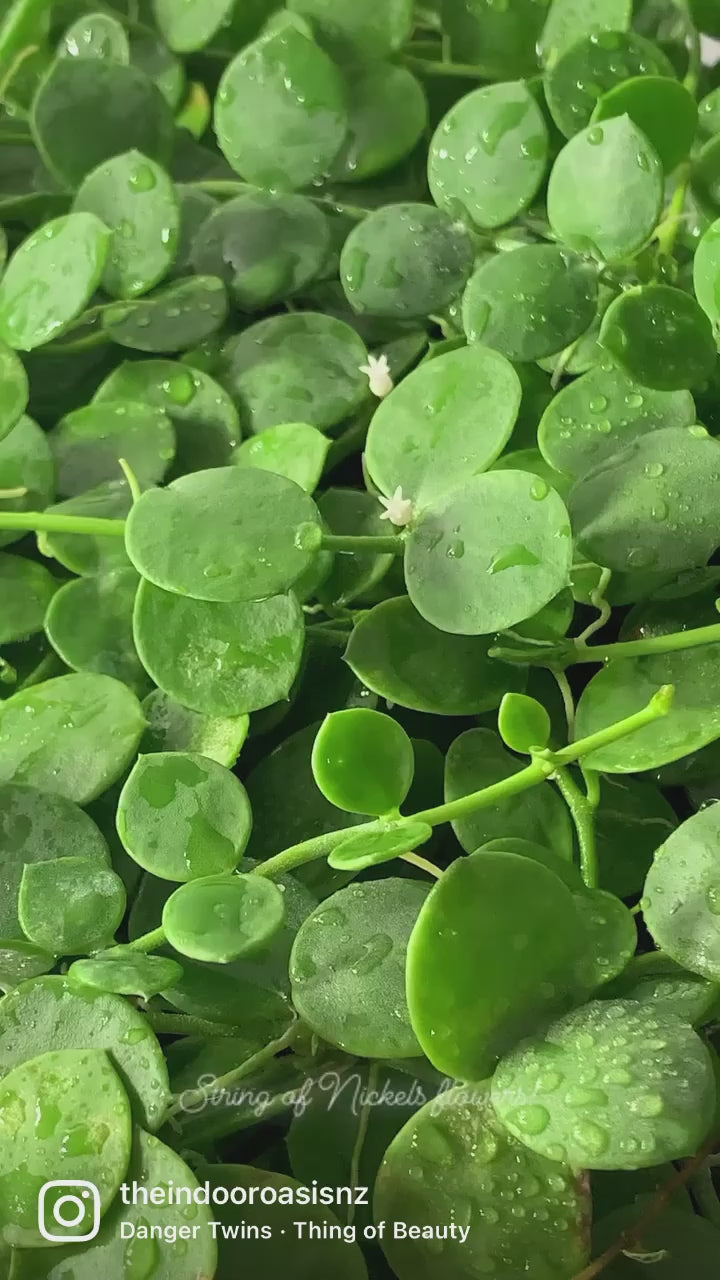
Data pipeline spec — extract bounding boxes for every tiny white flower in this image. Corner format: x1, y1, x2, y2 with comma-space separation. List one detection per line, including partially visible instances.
378, 486, 415, 527
360, 353, 393, 398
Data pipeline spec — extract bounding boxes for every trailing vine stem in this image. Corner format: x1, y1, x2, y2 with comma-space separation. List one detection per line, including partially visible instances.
553, 767, 599, 889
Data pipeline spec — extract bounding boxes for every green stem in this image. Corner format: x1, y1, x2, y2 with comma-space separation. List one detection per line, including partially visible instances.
402, 54, 484, 79
320, 533, 405, 555
554, 767, 599, 888
683, 9, 701, 97
655, 164, 691, 259
401, 851, 443, 879
553, 668, 576, 741
126, 926, 166, 954
576, 567, 613, 644
254, 822, 383, 880
348, 1062, 377, 1228
0, 0, 47, 91
0, 510, 126, 538
165, 1023, 299, 1119
571, 622, 720, 664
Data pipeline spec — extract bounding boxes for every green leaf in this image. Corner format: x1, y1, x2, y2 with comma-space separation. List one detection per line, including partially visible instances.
691, 132, 720, 215
93, 359, 240, 474
0, 975, 169, 1129
445, 728, 574, 855
32, 57, 174, 189
19, 856, 126, 954
290, 878, 428, 1057
0, 940, 54, 991
605, 953, 720, 1028
214, 21, 347, 190
693, 217, 720, 327
0, 673, 145, 804
141, 689, 248, 767
492, 999, 715, 1168
312, 708, 414, 815
0, 782, 110, 943
133, 581, 305, 716
341, 203, 474, 320
544, 31, 675, 139
465, 244, 599, 363
540, 0, 632, 65
116, 751, 252, 881
407, 850, 584, 1079
329, 64, 427, 184
190, 190, 330, 312
50, 400, 175, 496
102, 275, 228, 352
345, 595, 525, 715
73, 150, 179, 299
0, 345, 28, 443
547, 116, 663, 261
375, 1082, 591, 1280
404, 471, 573, 635
68, 949, 183, 1000
573, 888, 637, 990
498, 691, 552, 753
38, 480, 132, 577
315, 486, 394, 607
0, 213, 109, 351
538, 362, 695, 478
153, 0, 236, 52
217, 312, 368, 435
0, 552, 56, 645
44, 568, 147, 692
599, 286, 716, 391
644, 803, 720, 981
365, 344, 521, 507
569, 426, 720, 574
60, 12, 130, 63
0, 416, 52, 549
595, 776, 677, 898
234, 421, 329, 493
163, 872, 285, 962
0, 1048, 131, 1249
287, 0, 412, 61
126, 466, 320, 602
428, 81, 549, 230
443, 0, 552, 80
327, 820, 433, 871
591, 77, 697, 173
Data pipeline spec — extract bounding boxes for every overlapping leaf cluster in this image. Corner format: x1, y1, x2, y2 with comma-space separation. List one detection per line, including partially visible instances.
2, 0, 720, 1277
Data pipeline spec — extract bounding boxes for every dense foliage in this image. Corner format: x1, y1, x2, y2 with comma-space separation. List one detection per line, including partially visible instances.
2, 0, 720, 1277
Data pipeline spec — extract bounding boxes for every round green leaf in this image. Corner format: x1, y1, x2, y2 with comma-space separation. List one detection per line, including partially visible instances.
463, 244, 598, 361
591, 77, 697, 173
575, 645, 720, 773
345, 595, 525, 715
327, 820, 433, 872
290, 878, 427, 1057
375, 1082, 591, 1280
190, 190, 330, 311
133, 580, 305, 716
73, 150, 179, 299
544, 31, 675, 138
444, 0, 552, 80
102, 275, 228, 353
569, 426, 720, 574
129, 31, 185, 111
217, 312, 368, 435
547, 116, 664, 261
404, 471, 573, 635
699, 85, 720, 140
154, 0, 236, 52
0, 553, 56, 645
234, 421, 329, 493
0, 941, 55, 991
0, 416, 52, 549
38, 480, 132, 577
69, 949, 183, 1000
491, 999, 715, 1168
693, 216, 720, 327
0, 975, 169, 1129
214, 21, 347, 190
126, 467, 320, 602
340, 203, 473, 320
0, 673, 145, 804
480, 837, 582, 890
599, 286, 716, 391
428, 81, 549, 230
0, 1048, 131, 1249
116, 751, 252, 882
407, 850, 584, 1079
691, 132, 720, 215
60, 12, 130, 62
498, 691, 552, 753
0, 213, 109, 351
539, 0, 632, 64
162, 873, 285, 962
0, 345, 28, 443
365, 345, 521, 507
573, 888, 637, 990
141, 689, 248, 767
287, 0, 412, 60
644, 803, 720, 981
19, 856, 126, 954
44, 568, 146, 691
329, 63, 427, 184
538, 362, 695, 477
445, 728, 574, 856
312, 708, 414, 816
50, 400, 175, 496
11, 1130, 218, 1280
93, 359, 240, 474
31, 58, 174, 189
595, 776, 677, 898
606, 953, 720, 1028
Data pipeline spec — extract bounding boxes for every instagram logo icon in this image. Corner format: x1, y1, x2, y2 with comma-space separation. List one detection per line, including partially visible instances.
38, 1181, 101, 1243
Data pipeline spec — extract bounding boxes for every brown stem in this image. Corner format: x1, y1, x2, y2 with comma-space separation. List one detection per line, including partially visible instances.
573, 1133, 718, 1280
